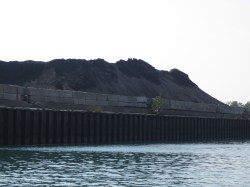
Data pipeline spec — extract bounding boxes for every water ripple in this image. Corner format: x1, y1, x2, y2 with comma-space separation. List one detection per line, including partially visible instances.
1, 143, 250, 186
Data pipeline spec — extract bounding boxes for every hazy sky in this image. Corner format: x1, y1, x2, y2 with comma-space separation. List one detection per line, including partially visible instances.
0, 0, 249, 103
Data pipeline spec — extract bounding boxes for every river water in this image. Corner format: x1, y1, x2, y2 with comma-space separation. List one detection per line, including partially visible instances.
0, 142, 250, 186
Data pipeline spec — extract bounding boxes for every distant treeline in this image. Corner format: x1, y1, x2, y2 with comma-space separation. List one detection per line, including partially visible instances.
227, 101, 250, 112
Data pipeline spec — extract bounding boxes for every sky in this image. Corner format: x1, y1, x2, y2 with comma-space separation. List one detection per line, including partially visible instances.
0, 0, 249, 103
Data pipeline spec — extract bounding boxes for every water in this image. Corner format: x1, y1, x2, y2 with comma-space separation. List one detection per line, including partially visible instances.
1, 142, 250, 186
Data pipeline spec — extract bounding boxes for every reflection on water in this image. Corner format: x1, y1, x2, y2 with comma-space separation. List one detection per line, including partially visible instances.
1, 143, 250, 186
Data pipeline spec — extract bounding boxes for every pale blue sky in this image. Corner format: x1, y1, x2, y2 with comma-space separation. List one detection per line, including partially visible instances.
0, 0, 249, 103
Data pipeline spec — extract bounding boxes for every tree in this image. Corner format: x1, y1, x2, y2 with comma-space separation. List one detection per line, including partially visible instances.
226, 101, 244, 107
226, 101, 250, 112
151, 96, 164, 114
244, 102, 250, 112
226, 101, 250, 118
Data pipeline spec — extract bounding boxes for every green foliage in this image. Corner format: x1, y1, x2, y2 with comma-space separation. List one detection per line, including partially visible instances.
227, 101, 250, 112
226, 101, 244, 107
244, 102, 250, 112
85, 105, 103, 112
151, 96, 164, 114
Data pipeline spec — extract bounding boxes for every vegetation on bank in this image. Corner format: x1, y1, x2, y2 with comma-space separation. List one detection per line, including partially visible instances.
85, 105, 103, 112
227, 101, 250, 112
151, 96, 164, 114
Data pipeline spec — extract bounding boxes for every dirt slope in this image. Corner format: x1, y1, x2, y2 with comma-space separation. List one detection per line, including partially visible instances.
0, 58, 222, 104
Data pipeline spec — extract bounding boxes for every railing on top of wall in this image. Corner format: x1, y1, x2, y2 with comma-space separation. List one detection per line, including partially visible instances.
0, 84, 245, 116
